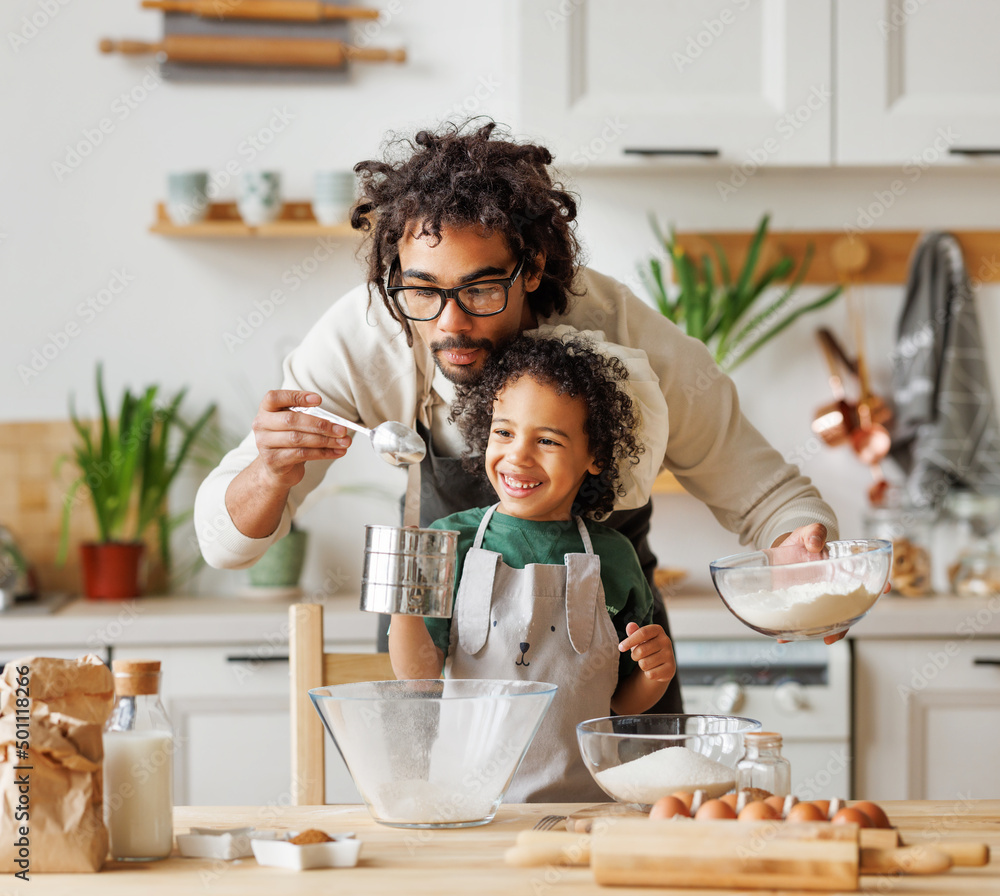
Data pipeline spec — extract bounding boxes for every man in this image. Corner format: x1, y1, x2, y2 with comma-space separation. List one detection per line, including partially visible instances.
195, 120, 839, 713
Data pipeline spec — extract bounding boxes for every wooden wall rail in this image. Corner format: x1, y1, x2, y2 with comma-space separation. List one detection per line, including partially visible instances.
672, 230, 1000, 285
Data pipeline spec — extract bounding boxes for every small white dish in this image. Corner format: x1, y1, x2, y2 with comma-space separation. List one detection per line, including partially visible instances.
177, 826, 279, 860
250, 831, 361, 870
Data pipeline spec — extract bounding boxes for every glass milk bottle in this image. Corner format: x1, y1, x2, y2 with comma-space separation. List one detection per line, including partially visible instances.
103, 659, 174, 861
737, 731, 791, 796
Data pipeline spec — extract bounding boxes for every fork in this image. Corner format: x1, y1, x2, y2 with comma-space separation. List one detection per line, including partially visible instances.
532, 814, 566, 831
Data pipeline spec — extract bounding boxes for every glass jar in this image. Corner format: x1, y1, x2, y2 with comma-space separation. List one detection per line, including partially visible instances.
933, 490, 1000, 596
862, 504, 934, 597
737, 731, 791, 796
103, 659, 174, 861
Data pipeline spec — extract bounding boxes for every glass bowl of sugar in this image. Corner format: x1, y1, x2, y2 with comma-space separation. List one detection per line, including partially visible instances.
577, 714, 761, 810
710, 538, 892, 641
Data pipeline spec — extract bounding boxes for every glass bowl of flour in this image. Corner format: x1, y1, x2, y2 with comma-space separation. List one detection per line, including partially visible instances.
710, 538, 892, 641
577, 714, 761, 810
310, 679, 556, 828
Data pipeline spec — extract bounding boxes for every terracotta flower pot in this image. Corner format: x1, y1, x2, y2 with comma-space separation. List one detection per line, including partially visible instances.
80, 542, 145, 600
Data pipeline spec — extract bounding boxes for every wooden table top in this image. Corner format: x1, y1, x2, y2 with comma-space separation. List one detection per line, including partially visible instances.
19, 800, 1000, 895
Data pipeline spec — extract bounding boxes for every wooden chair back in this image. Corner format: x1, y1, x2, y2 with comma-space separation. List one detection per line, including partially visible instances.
289, 602, 395, 805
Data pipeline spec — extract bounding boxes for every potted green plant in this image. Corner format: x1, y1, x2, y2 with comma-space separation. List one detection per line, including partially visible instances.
640, 213, 843, 371
58, 364, 216, 600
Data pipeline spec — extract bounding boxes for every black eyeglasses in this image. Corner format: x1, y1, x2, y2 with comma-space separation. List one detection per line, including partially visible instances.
386, 256, 525, 321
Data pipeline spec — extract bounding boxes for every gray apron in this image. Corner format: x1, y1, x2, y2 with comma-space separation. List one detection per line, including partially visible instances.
445, 504, 617, 803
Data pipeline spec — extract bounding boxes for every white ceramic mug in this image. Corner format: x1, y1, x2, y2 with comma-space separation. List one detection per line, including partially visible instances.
237, 171, 282, 226
312, 170, 356, 226
166, 171, 209, 225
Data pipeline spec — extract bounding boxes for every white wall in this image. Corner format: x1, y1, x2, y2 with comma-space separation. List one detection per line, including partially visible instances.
4, 1, 999, 596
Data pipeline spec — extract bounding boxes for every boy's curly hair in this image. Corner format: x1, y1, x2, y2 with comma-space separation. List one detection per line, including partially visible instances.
350, 118, 584, 345
451, 335, 643, 519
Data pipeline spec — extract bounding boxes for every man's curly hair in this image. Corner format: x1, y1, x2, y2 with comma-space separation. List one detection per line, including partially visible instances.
350, 118, 583, 344
451, 335, 643, 519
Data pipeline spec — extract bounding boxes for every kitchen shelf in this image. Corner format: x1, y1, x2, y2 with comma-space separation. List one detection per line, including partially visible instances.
150, 201, 357, 238
673, 229, 1000, 285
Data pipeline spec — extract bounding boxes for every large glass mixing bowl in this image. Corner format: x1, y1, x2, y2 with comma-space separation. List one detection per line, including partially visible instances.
310, 679, 556, 828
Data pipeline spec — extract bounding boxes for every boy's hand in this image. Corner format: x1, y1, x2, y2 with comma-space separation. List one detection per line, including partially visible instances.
618, 622, 675, 682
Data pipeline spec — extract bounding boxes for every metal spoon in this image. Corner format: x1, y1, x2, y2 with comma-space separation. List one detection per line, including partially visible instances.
290, 405, 426, 467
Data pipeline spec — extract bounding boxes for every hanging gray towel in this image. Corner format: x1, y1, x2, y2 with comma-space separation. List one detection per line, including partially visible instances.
889, 232, 1000, 508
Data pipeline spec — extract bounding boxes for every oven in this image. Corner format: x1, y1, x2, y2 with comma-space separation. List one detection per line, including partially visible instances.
675, 638, 852, 799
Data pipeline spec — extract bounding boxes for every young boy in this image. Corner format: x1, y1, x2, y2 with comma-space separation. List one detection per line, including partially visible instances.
389, 332, 675, 802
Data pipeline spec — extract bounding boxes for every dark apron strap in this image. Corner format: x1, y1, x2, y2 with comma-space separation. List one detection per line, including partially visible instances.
378, 423, 683, 713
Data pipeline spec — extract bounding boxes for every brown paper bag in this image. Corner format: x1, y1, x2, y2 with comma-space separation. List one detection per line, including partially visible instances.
0, 655, 114, 875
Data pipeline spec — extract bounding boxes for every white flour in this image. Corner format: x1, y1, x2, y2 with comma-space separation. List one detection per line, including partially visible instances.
595, 746, 736, 804
725, 582, 879, 632
370, 780, 500, 824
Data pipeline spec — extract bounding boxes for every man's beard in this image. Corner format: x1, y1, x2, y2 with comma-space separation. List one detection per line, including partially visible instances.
430, 336, 496, 385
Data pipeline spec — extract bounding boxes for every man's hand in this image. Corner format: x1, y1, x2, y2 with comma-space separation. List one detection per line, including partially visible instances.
770, 522, 828, 556
619, 622, 676, 682
251, 390, 354, 489
769, 523, 887, 645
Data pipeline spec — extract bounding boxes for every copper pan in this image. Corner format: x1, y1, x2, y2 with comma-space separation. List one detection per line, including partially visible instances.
811, 328, 859, 447
847, 297, 893, 505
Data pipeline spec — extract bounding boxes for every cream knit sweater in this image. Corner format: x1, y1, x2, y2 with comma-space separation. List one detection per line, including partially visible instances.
194, 267, 838, 569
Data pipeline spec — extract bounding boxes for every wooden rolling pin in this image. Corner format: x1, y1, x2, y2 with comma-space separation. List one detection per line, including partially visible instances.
506, 820, 956, 891
99, 35, 405, 66
859, 826, 991, 867
141, 0, 380, 21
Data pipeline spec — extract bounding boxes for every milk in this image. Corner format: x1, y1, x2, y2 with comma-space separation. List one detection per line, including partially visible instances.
104, 730, 174, 860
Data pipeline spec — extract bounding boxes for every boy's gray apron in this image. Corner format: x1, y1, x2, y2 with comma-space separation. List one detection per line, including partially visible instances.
380, 421, 684, 714
445, 504, 617, 803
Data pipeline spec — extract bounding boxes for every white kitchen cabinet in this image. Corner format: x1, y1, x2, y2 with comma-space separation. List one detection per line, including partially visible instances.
113, 643, 365, 806
836, 0, 1000, 165
854, 638, 1000, 800
516, 0, 1000, 168
515, 0, 834, 168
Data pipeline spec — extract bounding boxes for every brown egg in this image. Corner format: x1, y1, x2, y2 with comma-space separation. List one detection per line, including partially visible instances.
851, 800, 891, 829
811, 800, 831, 819
695, 799, 737, 820
670, 791, 696, 811
832, 807, 872, 828
719, 792, 740, 810
738, 800, 779, 822
649, 796, 690, 820
785, 801, 825, 823
764, 795, 790, 816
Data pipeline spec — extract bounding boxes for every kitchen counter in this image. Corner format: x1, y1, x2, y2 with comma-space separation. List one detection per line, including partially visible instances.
0, 594, 378, 650
664, 589, 1000, 640
2, 591, 999, 652
21, 800, 1000, 894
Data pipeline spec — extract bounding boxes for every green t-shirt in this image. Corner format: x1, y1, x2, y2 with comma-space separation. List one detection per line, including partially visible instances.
425, 507, 655, 682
